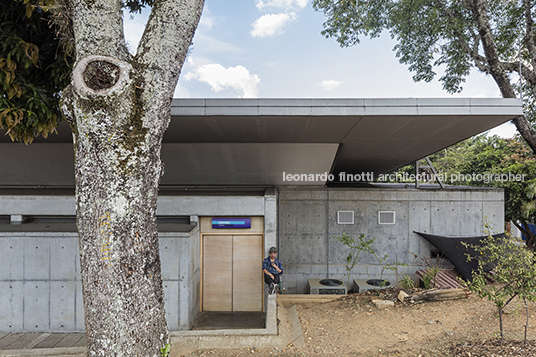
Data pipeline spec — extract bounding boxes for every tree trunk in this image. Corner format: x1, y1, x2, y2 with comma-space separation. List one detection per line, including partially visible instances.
66, 55, 169, 356
524, 297, 529, 344
513, 220, 535, 251
499, 306, 504, 345
468, 0, 536, 153
60, 0, 205, 355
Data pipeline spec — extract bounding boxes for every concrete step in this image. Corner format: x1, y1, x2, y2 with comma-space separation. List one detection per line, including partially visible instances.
169, 295, 304, 356
0, 297, 306, 357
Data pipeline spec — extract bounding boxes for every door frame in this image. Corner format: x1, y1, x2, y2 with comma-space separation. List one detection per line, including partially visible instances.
200, 232, 265, 312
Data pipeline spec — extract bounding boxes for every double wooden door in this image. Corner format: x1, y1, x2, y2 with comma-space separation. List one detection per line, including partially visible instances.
202, 234, 263, 311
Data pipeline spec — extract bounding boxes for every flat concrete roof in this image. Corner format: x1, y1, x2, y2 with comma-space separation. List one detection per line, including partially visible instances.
0, 98, 523, 187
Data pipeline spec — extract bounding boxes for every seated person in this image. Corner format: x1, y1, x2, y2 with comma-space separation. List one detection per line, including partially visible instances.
262, 246, 283, 294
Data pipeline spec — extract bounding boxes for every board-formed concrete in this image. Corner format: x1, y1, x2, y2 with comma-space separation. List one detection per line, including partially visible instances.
278, 186, 504, 294
0, 231, 196, 333
0, 186, 503, 332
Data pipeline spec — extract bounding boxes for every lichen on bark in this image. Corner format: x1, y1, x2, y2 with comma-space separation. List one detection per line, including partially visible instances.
62, 1, 205, 356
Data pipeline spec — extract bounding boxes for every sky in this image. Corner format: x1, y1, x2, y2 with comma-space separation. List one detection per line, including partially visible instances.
123, 0, 518, 138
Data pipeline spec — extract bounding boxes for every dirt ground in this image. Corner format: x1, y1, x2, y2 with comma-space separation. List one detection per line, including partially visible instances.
188, 288, 536, 357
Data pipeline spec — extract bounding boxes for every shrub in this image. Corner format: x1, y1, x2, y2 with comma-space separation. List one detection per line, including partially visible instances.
463, 234, 536, 344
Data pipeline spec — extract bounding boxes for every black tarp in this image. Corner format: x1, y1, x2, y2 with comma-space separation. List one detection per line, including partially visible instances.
414, 232, 506, 281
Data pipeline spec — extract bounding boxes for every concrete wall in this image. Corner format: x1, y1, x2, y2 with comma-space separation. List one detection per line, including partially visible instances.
0, 231, 198, 333
0, 192, 269, 333
0, 232, 83, 333
278, 187, 504, 294
0, 187, 504, 330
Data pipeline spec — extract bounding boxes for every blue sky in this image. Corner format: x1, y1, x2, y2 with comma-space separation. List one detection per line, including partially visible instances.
123, 0, 517, 137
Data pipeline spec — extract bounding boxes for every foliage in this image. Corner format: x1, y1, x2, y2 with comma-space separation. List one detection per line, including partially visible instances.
421, 266, 440, 290
312, 0, 518, 93
463, 234, 536, 344
0, 0, 155, 144
398, 274, 415, 289
0, 0, 72, 144
334, 233, 407, 288
370, 250, 405, 286
160, 343, 170, 357
333, 233, 375, 286
387, 135, 536, 249
312, 0, 536, 151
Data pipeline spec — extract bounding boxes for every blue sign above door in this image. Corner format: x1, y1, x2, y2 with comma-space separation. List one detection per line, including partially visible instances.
212, 218, 251, 229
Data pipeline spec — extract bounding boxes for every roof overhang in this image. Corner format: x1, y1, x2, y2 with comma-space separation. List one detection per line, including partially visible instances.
0, 98, 523, 187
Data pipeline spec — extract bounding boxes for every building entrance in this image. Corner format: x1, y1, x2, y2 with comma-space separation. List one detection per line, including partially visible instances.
202, 234, 263, 312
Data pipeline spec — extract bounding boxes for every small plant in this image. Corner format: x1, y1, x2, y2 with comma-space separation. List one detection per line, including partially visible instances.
421, 266, 439, 289
463, 234, 536, 345
419, 255, 445, 290
371, 251, 407, 286
398, 274, 415, 289
333, 233, 375, 286
334, 233, 407, 289
160, 343, 170, 357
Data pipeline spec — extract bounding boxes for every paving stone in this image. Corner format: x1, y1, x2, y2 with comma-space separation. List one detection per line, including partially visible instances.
33, 333, 66, 349
74, 335, 87, 347
4, 333, 41, 350
55, 333, 85, 348
0, 334, 23, 350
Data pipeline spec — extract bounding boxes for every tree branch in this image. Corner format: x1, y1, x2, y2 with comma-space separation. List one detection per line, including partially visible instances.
524, 0, 536, 73
512, 116, 536, 153
71, 0, 129, 61
433, 0, 489, 72
466, 0, 517, 98
135, 0, 205, 98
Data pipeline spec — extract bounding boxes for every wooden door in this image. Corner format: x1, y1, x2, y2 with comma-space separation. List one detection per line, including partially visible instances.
202, 234, 263, 312
232, 235, 263, 311
202, 235, 232, 311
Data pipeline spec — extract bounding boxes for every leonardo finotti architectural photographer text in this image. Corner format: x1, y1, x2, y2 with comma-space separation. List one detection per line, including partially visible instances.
282, 171, 526, 183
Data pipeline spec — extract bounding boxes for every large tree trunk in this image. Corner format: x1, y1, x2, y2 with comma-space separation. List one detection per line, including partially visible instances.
69, 55, 169, 356
60, 0, 204, 355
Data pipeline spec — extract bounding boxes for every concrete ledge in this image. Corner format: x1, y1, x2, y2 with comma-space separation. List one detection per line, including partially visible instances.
285, 305, 305, 347
277, 294, 342, 307
171, 294, 278, 338
0, 295, 304, 357
169, 294, 281, 356
0, 347, 85, 356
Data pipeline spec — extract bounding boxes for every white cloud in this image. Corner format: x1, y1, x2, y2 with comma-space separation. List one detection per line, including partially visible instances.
256, 0, 307, 11
184, 63, 260, 98
320, 80, 342, 91
251, 12, 296, 38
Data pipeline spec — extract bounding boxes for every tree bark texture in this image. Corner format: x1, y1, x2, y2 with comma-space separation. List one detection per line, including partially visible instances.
61, 1, 204, 356
465, 0, 536, 153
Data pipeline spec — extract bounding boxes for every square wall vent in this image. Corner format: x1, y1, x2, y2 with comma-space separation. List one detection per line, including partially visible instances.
337, 211, 354, 224
378, 211, 396, 224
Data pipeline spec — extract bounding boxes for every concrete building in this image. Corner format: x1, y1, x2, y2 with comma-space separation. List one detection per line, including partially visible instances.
0, 98, 522, 333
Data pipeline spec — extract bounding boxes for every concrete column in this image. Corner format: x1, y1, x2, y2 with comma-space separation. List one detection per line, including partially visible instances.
264, 188, 277, 256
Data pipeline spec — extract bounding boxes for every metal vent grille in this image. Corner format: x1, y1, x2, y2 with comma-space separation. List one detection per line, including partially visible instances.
337, 211, 354, 224
378, 211, 396, 224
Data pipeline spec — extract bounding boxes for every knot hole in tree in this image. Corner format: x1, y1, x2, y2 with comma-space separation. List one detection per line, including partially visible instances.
83, 60, 120, 90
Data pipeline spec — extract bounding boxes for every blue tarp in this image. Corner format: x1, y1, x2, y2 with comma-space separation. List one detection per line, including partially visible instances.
521, 223, 536, 241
